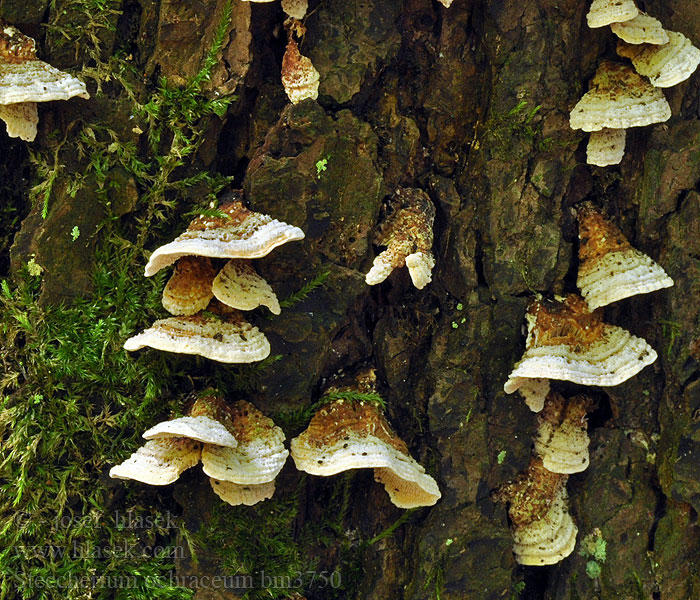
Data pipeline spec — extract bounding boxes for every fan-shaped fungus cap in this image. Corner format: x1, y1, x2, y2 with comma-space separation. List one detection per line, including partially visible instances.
586, 0, 638, 29
577, 203, 673, 309
109, 438, 202, 485
365, 188, 436, 290
291, 399, 441, 508
0, 23, 89, 141
494, 458, 577, 566
212, 259, 281, 315
201, 400, 288, 487
617, 31, 700, 88
209, 478, 276, 506
516, 377, 551, 413
587, 127, 626, 167
534, 393, 592, 474
504, 294, 657, 395
281, 38, 320, 104
162, 256, 217, 316
569, 61, 671, 132
123, 306, 271, 364
281, 0, 308, 20
144, 198, 305, 277
610, 12, 669, 45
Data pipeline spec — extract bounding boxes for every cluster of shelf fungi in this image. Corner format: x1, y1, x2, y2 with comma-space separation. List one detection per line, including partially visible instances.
0, 0, 689, 583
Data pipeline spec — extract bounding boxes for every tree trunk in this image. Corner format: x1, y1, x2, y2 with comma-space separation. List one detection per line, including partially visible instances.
2, 1, 700, 599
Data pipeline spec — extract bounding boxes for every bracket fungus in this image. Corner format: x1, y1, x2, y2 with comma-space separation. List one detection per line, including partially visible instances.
504, 295, 657, 405
212, 259, 281, 315
365, 188, 436, 290
495, 459, 577, 566
124, 303, 271, 364
617, 31, 700, 88
111, 394, 287, 506
144, 198, 304, 277
0, 22, 89, 141
281, 0, 308, 20
586, 0, 638, 29
291, 398, 441, 509
577, 203, 673, 309
610, 12, 669, 46
281, 37, 320, 104
586, 128, 626, 167
161, 256, 217, 316
534, 393, 592, 475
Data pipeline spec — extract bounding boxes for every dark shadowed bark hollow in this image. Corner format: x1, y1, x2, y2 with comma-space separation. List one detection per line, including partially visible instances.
2, 1, 700, 599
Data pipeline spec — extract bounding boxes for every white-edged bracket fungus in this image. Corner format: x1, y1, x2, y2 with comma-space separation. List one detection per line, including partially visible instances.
494, 458, 577, 566
586, 127, 626, 167
504, 294, 657, 408
281, 37, 320, 104
610, 12, 669, 46
291, 398, 441, 509
110, 394, 288, 506
617, 31, 700, 88
0, 22, 89, 141
162, 256, 217, 316
212, 259, 281, 315
577, 203, 673, 310
365, 187, 436, 290
534, 393, 592, 475
123, 302, 271, 364
586, 0, 638, 29
144, 197, 305, 277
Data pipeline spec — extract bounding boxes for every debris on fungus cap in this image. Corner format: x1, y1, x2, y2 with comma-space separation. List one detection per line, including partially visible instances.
144, 196, 305, 277
577, 203, 673, 309
534, 393, 593, 474
281, 37, 320, 104
143, 393, 238, 448
0, 22, 89, 141
162, 256, 217, 316
290, 398, 441, 508
281, 0, 308, 20
212, 259, 281, 315
123, 303, 271, 364
494, 458, 577, 566
365, 187, 436, 290
569, 61, 671, 132
201, 401, 288, 505
586, 127, 626, 167
503, 294, 657, 393
586, 0, 638, 29
610, 12, 669, 45
109, 438, 201, 485
617, 31, 700, 88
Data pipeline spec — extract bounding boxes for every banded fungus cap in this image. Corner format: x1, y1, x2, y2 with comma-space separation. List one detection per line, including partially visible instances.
161, 256, 217, 316
569, 61, 671, 132
503, 294, 658, 395
109, 438, 202, 485
212, 259, 281, 315
610, 12, 669, 45
209, 478, 276, 506
290, 398, 441, 508
534, 392, 593, 474
577, 203, 673, 309
365, 187, 436, 290
586, 0, 638, 29
123, 304, 271, 364
617, 31, 700, 88
586, 127, 627, 167
0, 22, 89, 141
144, 197, 305, 277
281, 38, 320, 104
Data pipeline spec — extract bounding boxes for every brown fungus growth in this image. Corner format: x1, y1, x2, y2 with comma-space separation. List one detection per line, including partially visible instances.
161, 256, 217, 316
281, 37, 320, 104
290, 398, 441, 509
504, 295, 657, 405
569, 61, 671, 132
534, 393, 593, 475
617, 31, 700, 88
365, 187, 436, 290
494, 458, 577, 566
586, 0, 638, 29
0, 22, 89, 141
212, 259, 281, 315
577, 203, 673, 310
144, 197, 304, 277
